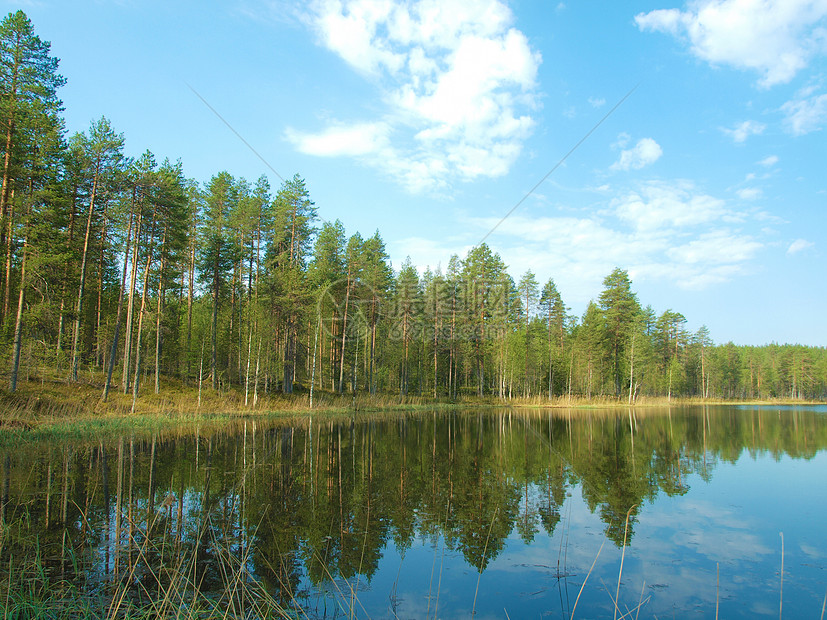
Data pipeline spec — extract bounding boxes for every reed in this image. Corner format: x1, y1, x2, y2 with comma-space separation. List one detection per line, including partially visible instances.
0, 497, 301, 619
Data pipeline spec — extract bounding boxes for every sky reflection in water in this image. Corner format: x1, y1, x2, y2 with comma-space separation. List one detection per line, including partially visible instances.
1, 405, 825, 618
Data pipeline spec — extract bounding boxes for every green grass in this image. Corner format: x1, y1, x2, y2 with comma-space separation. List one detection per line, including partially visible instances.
1, 368, 822, 447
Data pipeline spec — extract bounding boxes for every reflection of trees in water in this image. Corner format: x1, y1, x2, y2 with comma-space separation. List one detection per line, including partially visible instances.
2, 406, 825, 603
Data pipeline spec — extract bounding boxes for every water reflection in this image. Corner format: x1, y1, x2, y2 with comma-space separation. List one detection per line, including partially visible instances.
1, 405, 826, 617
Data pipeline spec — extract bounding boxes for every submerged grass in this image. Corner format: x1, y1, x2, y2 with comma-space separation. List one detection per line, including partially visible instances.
0, 500, 313, 619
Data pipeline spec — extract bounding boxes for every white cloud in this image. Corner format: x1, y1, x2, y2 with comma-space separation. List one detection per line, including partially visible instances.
588, 96, 606, 108
758, 155, 779, 167
667, 230, 762, 266
299, 0, 541, 192
635, 0, 827, 88
613, 180, 727, 230
782, 90, 827, 135
721, 120, 765, 143
736, 187, 762, 200
610, 137, 663, 171
434, 179, 768, 300
787, 238, 815, 254
285, 121, 390, 156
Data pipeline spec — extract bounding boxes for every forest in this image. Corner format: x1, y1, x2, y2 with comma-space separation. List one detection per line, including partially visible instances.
2, 10, 826, 406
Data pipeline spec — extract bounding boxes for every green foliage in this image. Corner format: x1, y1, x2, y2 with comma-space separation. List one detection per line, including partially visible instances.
2, 10, 826, 406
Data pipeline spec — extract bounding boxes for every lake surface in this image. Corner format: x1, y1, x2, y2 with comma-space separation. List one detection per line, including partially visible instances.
2, 405, 826, 618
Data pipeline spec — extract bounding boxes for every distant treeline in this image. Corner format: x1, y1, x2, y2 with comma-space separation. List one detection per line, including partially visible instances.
2, 10, 825, 403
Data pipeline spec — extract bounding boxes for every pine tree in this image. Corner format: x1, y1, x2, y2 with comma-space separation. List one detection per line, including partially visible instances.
540, 278, 565, 398
598, 268, 641, 396
199, 171, 239, 390
0, 10, 65, 324
69, 117, 124, 382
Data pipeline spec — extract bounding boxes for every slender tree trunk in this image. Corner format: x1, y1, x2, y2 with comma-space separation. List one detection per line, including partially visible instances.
433, 297, 438, 399
130, 204, 158, 411
122, 203, 142, 392
0, 118, 14, 255
402, 311, 409, 396
283, 313, 295, 394
0, 37, 18, 270
94, 203, 108, 367
251, 221, 261, 406
548, 306, 553, 399
253, 337, 261, 407
244, 324, 253, 406
628, 333, 635, 405
3, 195, 14, 322
154, 226, 167, 394
310, 314, 319, 408
0, 116, 15, 324
56, 183, 78, 366
102, 196, 134, 402
211, 262, 219, 390
369, 296, 377, 395
9, 202, 31, 392
338, 266, 351, 393
185, 226, 195, 381
71, 166, 100, 381
229, 266, 236, 383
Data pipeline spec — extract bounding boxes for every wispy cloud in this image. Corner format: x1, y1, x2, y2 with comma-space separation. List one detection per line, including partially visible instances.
737, 187, 762, 200
288, 0, 541, 192
636, 0, 827, 88
782, 87, 827, 135
721, 120, 765, 143
787, 238, 814, 254
613, 180, 729, 231
758, 155, 779, 167
391, 176, 772, 311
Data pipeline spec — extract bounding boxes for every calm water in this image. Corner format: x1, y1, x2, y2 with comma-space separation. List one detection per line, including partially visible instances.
2, 405, 826, 618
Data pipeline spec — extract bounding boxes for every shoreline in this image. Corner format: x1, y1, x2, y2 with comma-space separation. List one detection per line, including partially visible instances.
1, 375, 823, 445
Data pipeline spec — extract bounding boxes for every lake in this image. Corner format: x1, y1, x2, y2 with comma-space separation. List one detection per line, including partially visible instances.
1, 405, 826, 618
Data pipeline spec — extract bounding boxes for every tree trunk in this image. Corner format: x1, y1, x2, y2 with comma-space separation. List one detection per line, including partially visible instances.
338, 266, 351, 393
94, 203, 108, 367
154, 226, 167, 394
71, 166, 99, 382
369, 295, 377, 395
123, 202, 142, 392
0, 30, 19, 282
211, 260, 219, 390
9, 202, 31, 392
130, 204, 158, 411
0, 112, 16, 324
185, 226, 195, 381
102, 196, 134, 402
56, 182, 78, 367
3, 195, 15, 322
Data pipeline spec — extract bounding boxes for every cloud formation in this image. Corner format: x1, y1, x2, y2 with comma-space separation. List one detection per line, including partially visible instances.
787, 238, 815, 254
392, 180, 766, 301
721, 120, 766, 143
287, 0, 541, 192
635, 0, 827, 88
782, 87, 827, 135
611, 137, 663, 171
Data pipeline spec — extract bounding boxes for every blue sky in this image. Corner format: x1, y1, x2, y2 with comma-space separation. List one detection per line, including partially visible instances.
7, 0, 826, 346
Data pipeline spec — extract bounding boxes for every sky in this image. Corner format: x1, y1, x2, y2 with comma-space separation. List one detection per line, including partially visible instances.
5, 0, 827, 346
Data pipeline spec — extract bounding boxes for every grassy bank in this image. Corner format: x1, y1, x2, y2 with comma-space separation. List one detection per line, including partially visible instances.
0, 372, 822, 445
